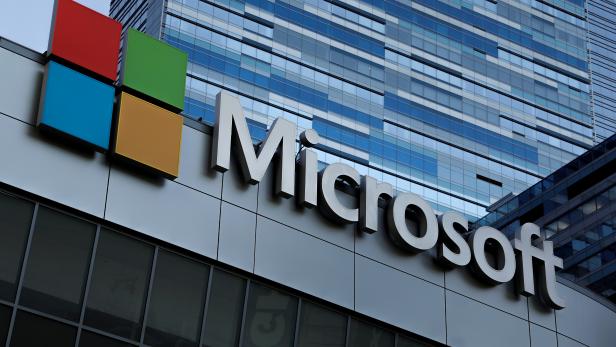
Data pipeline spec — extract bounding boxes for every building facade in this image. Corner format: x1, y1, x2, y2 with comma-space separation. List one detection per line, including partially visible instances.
111, 0, 596, 223
1, 0, 616, 346
476, 132, 616, 304
587, 0, 616, 142
1, 34, 616, 346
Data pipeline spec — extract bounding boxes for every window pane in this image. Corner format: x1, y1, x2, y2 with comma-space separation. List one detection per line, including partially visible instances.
78, 331, 134, 347
297, 301, 346, 347
242, 283, 298, 347
10, 311, 76, 347
20, 207, 95, 321
202, 270, 246, 347
348, 319, 394, 347
145, 250, 209, 347
0, 193, 33, 302
0, 304, 11, 346
84, 229, 154, 341
398, 335, 432, 347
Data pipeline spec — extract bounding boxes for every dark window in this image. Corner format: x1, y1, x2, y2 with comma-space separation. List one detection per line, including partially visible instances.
398, 335, 432, 347
0, 304, 11, 346
242, 283, 298, 347
145, 250, 209, 347
20, 207, 96, 321
202, 270, 246, 347
9, 310, 76, 347
296, 301, 347, 347
78, 331, 135, 347
0, 193, 33, 302
84, 229, 154, 341
348, 319, 394, 347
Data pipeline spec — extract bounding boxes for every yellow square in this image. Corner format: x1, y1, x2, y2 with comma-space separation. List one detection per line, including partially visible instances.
114, 92, 182, 178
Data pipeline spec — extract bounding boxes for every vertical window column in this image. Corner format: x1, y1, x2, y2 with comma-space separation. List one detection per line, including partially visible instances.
144, 250, 210, 347
83, 229, 154, 341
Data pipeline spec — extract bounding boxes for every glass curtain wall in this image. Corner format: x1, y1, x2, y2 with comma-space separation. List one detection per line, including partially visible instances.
0, 190, 434, 347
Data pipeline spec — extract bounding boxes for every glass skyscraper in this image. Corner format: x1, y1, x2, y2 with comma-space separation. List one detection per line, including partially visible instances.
475, 132, 616, 303
587, 0, 616, 143
111, 0, 595, 222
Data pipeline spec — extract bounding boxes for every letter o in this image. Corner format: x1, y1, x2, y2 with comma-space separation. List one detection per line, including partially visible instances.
386, 193, 438, 252
469, 226, 516, 284
318, 163, 360, 223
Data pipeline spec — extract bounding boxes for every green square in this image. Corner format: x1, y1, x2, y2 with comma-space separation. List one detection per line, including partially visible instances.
121, 29, 187, 111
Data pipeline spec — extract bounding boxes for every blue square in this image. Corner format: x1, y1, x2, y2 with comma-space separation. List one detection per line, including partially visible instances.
38, 61, 115, 150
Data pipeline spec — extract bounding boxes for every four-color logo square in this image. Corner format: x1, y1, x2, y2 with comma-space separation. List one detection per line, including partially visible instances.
38, 61, 115, 150
48, 0, 121, 82
121, 29, 188, 111
114, 92, 183, 178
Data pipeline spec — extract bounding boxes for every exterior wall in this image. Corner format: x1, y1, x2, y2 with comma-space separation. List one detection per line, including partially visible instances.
1, 44, 616, 347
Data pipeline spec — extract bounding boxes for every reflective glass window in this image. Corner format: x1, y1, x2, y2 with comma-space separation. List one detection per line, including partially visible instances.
348, 319, 394, 347
398, 335, 432, 347
78, 331, 134, 347
296, 301, 346, 347
0, 193, 33, 302
84, 229, 154, 341
609, 186, 616, 202
0, 304, 10, 346
10, 311, 76, 347
241, 283, 298, 347
20, 207, 95, 321
580, 200, 597, 216
596, 191, 610, 211
202, 270, 246, 347
145, 250, 209, 347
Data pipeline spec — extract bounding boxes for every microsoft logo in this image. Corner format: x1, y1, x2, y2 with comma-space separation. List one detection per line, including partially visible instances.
38, 0, 188, 178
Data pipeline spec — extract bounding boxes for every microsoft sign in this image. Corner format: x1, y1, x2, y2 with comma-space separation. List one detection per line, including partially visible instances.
36, 0, 565, 311
211, 92, 566, 310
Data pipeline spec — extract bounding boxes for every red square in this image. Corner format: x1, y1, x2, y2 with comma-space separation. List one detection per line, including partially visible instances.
48, 0, 122, 82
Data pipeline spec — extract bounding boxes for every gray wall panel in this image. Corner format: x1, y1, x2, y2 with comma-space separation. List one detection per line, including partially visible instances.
254, 216, 354, 309
355, 230, 444, 286
354, 255, 447, 343
0, 47, 43, 124
528, 295, 556, 331
221, 156, 258, 212
218, 201, 256, 272
355, 207, 445, 285
555, 284, 616, 347
257, 166, 355, 250
530, 323, 557, 347
176, 127, 223, 198
0, 115, 109, 217
105, 165, 220, 258
558, 334, 589, 347
446, 290, 531, 347
444, 266, 527, 320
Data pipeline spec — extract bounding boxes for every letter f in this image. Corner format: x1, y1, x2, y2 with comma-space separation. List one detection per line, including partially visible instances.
513, 223, 566, 309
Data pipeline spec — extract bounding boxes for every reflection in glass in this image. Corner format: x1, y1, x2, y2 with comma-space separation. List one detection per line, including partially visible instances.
0, 304, 10, 346
297, 301, 346, 347
10, 310, 76, 347
20, 207, 95, 321
84, 229, 154, 341
242, 283, 298, 347
145, 250, 209, 347
348, 319, 394, 347
0, 193, 33, 302
78, 331, 134, 347
398, 335, 432, 347
202, 270, 246, 347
